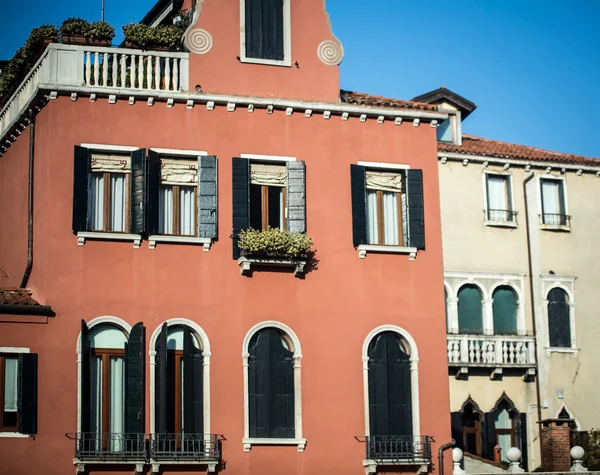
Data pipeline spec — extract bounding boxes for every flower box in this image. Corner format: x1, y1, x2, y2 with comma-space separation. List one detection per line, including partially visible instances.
238, 255, 308, 277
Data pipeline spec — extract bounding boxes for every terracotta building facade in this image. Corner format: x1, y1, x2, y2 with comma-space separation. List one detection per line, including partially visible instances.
0, 1, 453, 475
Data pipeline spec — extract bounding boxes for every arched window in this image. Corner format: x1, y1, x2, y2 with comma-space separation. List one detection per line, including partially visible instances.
458, 285, 483, 334
494, 399, 517, 462
548, 288, 571, 348
367, 332, 412, 438
242, 322, 304, 451
492, 286, 518, 335
79, 318, 144, 454
460, 400, 483, 456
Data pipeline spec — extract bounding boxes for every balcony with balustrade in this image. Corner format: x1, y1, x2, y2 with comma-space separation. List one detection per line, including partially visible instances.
447, 333, 537, 380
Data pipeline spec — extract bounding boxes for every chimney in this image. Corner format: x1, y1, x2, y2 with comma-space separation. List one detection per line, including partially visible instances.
540, 418, 573, 472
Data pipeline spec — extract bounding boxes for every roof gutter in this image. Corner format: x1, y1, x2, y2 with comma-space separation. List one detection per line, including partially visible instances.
20, 108, 35, 288
0, 304, 54, 316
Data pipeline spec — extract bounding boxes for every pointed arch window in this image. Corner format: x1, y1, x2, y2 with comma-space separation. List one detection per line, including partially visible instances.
492, 286, 518, 335
458, 285, 483, 334
548, 288, 571, 348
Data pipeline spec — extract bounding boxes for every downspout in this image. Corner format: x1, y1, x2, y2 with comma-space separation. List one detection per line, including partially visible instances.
438, 439, 455, 475
523, 172, 544, 467
20, 109, 35, 289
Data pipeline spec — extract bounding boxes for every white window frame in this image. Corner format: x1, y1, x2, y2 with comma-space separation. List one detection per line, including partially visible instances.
436, 109, 462, 146
148, 149, 214, 250
239, 0, 292, 67
537, 175, 570, 232
0, 347, 30, 438
148, 319, 212, 436
77, 144, 142, 248
540, 275, 578, 354
482, 170, 516, 228
241, 321, 305, 452
361, 326, 422, 461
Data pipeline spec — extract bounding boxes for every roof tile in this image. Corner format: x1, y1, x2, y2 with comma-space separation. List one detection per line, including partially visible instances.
0, 289, 41, 306
340, 90, 438, 112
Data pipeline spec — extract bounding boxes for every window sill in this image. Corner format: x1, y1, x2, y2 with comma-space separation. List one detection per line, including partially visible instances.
150, 460, 219, 473
243, 437, 306, 452
0, 432, 29, 438
77, 232, 142, 248
148, 235, 212, 251
238, 256, 307, 277
540, 224, 571, 232
484, 220, 517, 228
239, 56, 292, 67
74, 459, 146, 474
545, 347, 579, 356
357, 245, 417, 260
363, 458, 429, 475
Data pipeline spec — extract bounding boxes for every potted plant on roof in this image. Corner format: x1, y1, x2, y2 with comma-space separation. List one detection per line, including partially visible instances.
31, 25, 60, 46
237, 228, 313, 277
122, 23, 152, 49
60, 18, 89, 45
86, 21, 115, 47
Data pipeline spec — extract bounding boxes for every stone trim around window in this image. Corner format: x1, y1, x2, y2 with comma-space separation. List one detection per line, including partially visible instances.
77, 232, 142, 248
0, 347, 31, 438
357, 245, 417, 260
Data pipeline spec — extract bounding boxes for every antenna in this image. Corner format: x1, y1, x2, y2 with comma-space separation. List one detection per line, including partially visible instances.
101, 0, 105, 21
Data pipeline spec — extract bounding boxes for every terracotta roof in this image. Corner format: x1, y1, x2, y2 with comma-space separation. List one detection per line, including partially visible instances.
0, 288, 42, 306
439, 134, 600, 166
340, 90, 438, 112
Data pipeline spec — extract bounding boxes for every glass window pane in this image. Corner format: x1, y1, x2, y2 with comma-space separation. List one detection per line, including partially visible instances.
268, 186, 282, 230
542, 179, 561, 223
109, 356, 124, 449
90, 356, 103, 436
366, 190, 378, 244
4, 358, 18, 413
437, 118, 453, 142
250, 184, 263, 230
88, 173, 105, 231
109, 174, 126, 232
382, 192, 399, 245
179, 187, 195, 236
159, 186, 174, 234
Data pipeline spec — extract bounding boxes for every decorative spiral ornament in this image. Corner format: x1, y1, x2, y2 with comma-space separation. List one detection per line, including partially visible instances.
185, 28, 213, 55
317, 40, 344, 66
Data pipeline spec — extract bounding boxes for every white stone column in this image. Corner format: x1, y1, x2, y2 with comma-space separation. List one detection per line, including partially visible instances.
483, 298, 494, 335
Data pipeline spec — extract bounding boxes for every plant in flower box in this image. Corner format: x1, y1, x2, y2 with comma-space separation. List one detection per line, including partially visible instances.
86, 21, 115, 46
122, 23, 152, 49
238, 228, 313, 259
60, 18, 89, 45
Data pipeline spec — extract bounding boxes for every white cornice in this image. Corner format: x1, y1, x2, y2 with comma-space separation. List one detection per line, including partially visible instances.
439, 151, 600, 172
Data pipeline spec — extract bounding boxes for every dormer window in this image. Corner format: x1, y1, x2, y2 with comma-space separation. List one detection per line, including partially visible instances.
241, 0, 291, 66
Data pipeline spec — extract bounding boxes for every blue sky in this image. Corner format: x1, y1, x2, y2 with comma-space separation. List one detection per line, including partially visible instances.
1, 0, 599, 157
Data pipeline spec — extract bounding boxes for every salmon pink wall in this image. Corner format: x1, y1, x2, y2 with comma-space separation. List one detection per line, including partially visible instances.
186, 0, 341, 102
0, 97, 451, 475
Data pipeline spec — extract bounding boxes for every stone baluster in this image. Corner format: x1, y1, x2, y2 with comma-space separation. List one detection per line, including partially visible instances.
93, 52, 100, 86
146, 56, 152, 90
138, 55, 144, 89
173, 59, 179, 91
85, 52, 91, 85
571, 446, 588, 472
120, 55, 127, 88
165, 57, 171, 91
102, 53, 108, 86
130, 55, 137, 88
154, 57, 161, 90
111, 54, 118, 87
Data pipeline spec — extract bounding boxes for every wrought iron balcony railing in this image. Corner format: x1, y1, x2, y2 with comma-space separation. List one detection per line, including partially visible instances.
485, 209, 517, 223
541, 213, 570, 227
150, 433, 222, 461
356, 435, 432, 463
67, 432, 146, 461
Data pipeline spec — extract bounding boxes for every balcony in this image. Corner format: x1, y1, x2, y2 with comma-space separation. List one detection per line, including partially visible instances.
0, 43, 189, 143
149, 433, 222, 473
357, 435, 432, 475
68, 432, 146, 473
447, 334, 536, 380
484, 209, 518, 227
540, 213, 571, 231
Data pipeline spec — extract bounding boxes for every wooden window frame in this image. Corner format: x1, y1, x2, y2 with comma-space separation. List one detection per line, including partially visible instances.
462, 419, 482, 457
160, 184, 198, 236
91, 348, 124, 448
371, 189, 404, 246
90, 172, 131, 233
255, 184, 287, 231
0, 354, 18, 432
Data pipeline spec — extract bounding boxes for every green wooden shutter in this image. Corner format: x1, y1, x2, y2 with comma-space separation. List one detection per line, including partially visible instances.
130, 149, 147, 234
518, 413, 528, 471
198, 155, 218, 239
407, 169, 425, 249
232, 158, 250, 259
146, 150, 161, 235
388, 334, 413, 437
248, 330, 270, 438
451, 412, 464, 450
368, 333, 391, 437
482, 412, 496, 460
80, 320, 91, 433
245, 0, 284, 61
183, 326, 204, 435
17, 353, 37, 435
155, 322, 168, 434
72, 146, 90, 233
350, 165, 367, 247
458, 286, 483, 334
124, 322, 145, 435
269, 329, 294, 438
493, 287, 517, 335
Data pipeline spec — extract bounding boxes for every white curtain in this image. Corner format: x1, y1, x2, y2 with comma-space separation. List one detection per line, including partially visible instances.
4, 359, 18, 413
90, 356, 102, 449
109, 357, 124, 451
366, 171, 402, 192
495, 408, 512, 462
159, 186, 174, 234
366, 190, 378, 244
383, 192, 399, 245
110, 175, 126, 232
487, 176, 508, 210
88, 174, 105, 231
179, 187, 195, 235
250, 163, 286, 186
542, 180, 560, 215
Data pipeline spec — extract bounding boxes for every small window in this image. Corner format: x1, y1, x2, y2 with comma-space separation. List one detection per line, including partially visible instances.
457, 285, 483, 334
437, 117, 454, 142
87, 153, 131, 233
365, 170, 406, 246
486, 174, 514, 223
158, 158, 198, 236
0, 352, 37, 435
243, 0, 288, 63
1, 355, 18, 431
249, 163, 287, 231
541, 178, 568, 226
548, 288, 571, 348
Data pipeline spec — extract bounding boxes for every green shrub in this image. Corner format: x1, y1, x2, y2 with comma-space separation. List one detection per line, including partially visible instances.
239, 228, 313, 258
87, 21, 115, 41
60, 18, 89, 36
122, 23, 152, 48
573, 429, 600, 471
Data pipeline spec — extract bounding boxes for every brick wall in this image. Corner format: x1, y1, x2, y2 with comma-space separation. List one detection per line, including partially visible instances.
541, 419, 573, 472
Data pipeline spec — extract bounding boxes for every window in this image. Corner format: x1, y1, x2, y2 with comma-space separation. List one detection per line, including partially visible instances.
351, 165, 425, 251
232, 158, 306, 259
547, 288, 571, 348
242, 0, 290, 65
485, 174, 515, 223
494, 400, 516, 463
0, 351, 37, 435
365, 171, 406, 246
457, 285, 483, 334
72, 146, 145, 237
492, 286, 518, 335
460, 402, 482, 456
540, 178, 568, 226
158, 158, 198, 236
242, 321, 304, 451
437, 117, 454, 143
79, 320, 145, 454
